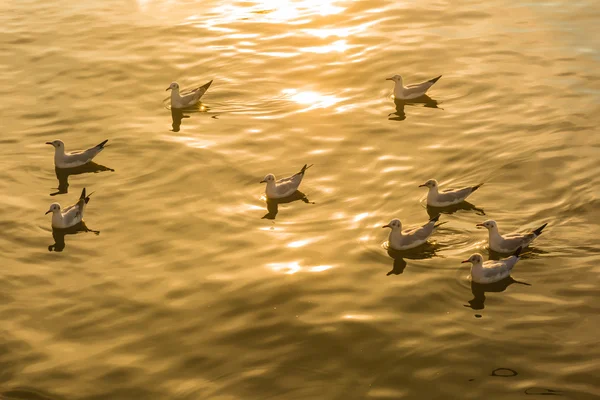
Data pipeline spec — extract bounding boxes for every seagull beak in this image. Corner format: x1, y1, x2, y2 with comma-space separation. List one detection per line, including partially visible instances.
45, 142, 53, 146
259, 180, 266, 184
476, 223, 484, 227
385, 77, 394, 81
418, 184, 426, 187
45, 210, 52, 215
382, 224, 391, 228
166, 87, 171, 91
461, 260, 470, 264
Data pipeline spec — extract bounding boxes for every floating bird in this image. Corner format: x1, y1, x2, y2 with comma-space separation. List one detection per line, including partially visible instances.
462, 247, 522, 284
46, 139, 108, 169
45, 188, 93, 229
386, 74, 442, 100
419, 179, 483, 207
166, 80, 212, 109
477, 220, 548, 253
383, 215, 444, 251
260, 164, 313, 199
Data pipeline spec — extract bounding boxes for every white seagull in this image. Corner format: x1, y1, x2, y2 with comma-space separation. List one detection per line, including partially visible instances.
45, 188, 93, 229
386, 74, 442, 100
462, 247, 522, 284
166, 80, 213, 109
477, 220, 548, 253
260, 164, 312, 199
46, 139, 108, 169
383, 215, 443, 251
419, 179, 483, 207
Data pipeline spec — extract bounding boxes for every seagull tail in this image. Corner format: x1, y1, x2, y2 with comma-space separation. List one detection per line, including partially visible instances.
428, 75, 442, 84
95, 139, 109, 149
532, 223, 548, 236
429, 214, 441, 223
472, 183, 484, 192
299, 164, 314, 175
513, 246, 522, 258
434, 221, 448, 229
83, 189, 94, 204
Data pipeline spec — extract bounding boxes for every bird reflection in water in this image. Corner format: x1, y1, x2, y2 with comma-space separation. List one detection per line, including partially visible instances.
388, 95, 439, 121
48, 221, 100, 252
50, 163, 114, 196
170, 104, 213, 132
426, 201, 485, 219
385, 242, 439, 276
262, 191, 313, 220
465, 277, 531, 310
171, 108, 190, 132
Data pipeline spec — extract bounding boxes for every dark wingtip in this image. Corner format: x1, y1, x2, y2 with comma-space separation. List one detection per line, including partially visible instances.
80, 188, 86, 200
300, 164, 314, 174
96, 139, 109, 148
533, 223, 548, 236
514, 246, 522, 258
429, 214, 441, 223
472, 183, 484, 192
429, 75, 442, 84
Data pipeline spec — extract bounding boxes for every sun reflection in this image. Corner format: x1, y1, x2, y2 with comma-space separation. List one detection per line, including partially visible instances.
267, 261, 333, 274
302, 39, 350, 54
287, 237, 322, 248
283, 89, 344, 112
208, 0, 346, 26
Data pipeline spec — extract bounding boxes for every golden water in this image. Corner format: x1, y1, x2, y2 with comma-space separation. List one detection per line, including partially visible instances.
1, 0, 599, 398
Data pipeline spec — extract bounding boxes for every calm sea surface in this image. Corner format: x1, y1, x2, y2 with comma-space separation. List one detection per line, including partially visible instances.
1, 0, 599, 399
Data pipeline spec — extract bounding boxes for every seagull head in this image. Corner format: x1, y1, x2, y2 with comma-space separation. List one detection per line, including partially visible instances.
382, 218, 402, 230
419, 179, 438, 189
476, 220, 497, 230
45, 139, 64, 149
461, 253, 483, 265
260, 174, 276, 184
45, 203, 61, 215
166, 82, 180, 91
385, 75, 403, 83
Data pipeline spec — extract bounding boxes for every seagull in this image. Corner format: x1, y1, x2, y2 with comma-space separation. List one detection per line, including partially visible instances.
383, 215, 444, 251
45, 188, 93, 229
477, 220, 548, 253
462, 247, 522, 284
419, 179, 483, 207
260, 164, 313, 199
46, 139, 108, 169
386, 74, 442, 100
166, 80, 212, 109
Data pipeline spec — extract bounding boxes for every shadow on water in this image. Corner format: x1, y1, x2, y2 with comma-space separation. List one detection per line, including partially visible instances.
465, 277, 531, 310
385, 243, 440, 276
425, 201, 485, 219
262, 191, 313, 220
388, 95, 440, 121
48, 221, 99, 252
169, 103, 214, 132
487, 246, 549, 261
50, 163, 114, 196
171, 108, 190, 132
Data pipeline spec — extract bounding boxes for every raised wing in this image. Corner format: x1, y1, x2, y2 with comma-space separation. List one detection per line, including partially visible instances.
180, 80, 213, 106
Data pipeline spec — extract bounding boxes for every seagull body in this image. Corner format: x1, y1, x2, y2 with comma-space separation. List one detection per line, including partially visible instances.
463, 247, 522, 284
386, 75, 442, 100
46, 139, 108, 169
261, 164, 312, 199
478, 220, 547, 253
383, 215, 443, 251
46, 188, 93, 229
419, 179, 483, 207
166, 80, 212, 109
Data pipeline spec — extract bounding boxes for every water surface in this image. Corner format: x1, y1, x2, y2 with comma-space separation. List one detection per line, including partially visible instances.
1, 0, 599, 399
